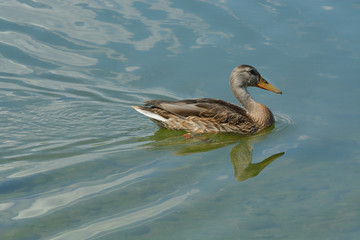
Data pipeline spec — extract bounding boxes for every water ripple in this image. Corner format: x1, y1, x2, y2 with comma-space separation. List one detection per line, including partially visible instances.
49, 189, 199, 240
13, 168, 155, 219
0, 58, 33, 74
0, 31, 97, 66
274, 113, 294, 133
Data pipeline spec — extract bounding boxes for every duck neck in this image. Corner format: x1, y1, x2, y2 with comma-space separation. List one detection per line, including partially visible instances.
231, 86, 254, 111
231, 86, 275, 130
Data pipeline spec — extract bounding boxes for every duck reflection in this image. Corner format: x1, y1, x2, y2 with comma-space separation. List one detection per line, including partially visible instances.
230, 142, 284, 181
142, 129, 284, 181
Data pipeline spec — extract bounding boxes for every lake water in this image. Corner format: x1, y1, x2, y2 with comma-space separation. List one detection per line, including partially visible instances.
1, 0, 359, 239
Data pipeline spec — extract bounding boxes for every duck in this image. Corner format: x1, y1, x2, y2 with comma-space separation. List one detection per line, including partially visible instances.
132, 65, 282, 135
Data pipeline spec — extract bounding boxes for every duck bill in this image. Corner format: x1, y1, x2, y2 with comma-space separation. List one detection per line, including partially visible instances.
256, 77, 282, 94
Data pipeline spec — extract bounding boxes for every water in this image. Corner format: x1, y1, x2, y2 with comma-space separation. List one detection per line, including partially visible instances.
1, 0, 359, 239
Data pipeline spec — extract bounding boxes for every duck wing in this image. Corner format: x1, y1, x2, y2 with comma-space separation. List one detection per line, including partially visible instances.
145, 98, 254, 126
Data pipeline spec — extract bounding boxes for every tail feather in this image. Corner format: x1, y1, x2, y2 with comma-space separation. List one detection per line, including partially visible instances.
132, 106, 168, 122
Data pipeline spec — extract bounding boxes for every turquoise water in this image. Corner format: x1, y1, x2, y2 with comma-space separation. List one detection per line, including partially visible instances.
1, 0, 360, 239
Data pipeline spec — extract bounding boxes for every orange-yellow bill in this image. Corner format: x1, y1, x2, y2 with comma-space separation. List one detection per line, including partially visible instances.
256, 77, 282, 94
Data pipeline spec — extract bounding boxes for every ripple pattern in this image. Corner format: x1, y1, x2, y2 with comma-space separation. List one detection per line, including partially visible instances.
2, 0, 354, 239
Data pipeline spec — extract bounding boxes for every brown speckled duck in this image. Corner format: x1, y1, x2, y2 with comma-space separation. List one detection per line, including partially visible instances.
132, 65, 282, 135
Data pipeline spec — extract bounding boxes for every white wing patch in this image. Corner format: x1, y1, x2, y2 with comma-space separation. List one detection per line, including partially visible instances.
132, 106, 167, 122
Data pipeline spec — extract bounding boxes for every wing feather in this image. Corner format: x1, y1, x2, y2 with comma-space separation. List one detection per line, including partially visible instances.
144, 98, 255, 127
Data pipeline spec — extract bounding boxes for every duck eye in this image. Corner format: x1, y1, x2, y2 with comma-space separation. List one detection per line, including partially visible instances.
249, 69, 256, 75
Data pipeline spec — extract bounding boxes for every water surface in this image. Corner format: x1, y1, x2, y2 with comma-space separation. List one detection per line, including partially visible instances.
1, 0, 359, 239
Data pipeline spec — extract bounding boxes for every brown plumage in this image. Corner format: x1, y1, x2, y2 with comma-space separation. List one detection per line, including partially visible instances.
132, 65, 282, 134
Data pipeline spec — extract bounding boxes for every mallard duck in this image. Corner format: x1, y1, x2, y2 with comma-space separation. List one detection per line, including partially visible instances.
132, 65, 282, 134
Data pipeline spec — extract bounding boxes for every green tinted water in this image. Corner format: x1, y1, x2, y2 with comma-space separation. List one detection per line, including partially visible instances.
0, 0, 359, 239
